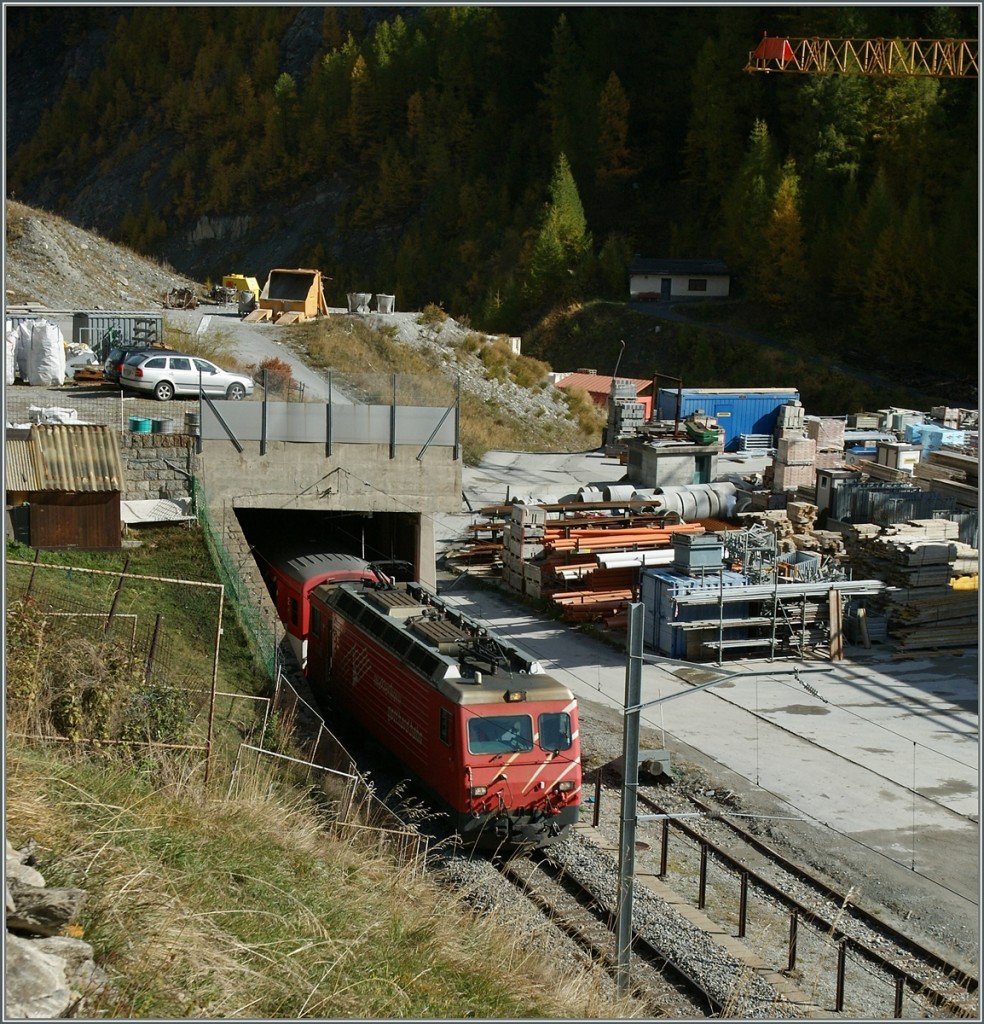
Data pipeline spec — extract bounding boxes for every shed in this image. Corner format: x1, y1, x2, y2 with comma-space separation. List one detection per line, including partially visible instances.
629, 258, 731, 302
655, 388, 799, 451
4, 424, 124, 550
554, 373, 652, 417
71, 311, 162, 362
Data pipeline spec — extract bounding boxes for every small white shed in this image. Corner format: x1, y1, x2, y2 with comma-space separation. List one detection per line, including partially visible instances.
629, 258, 731, 301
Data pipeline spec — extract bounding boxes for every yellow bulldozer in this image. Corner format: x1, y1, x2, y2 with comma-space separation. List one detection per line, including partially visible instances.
243, 268, 330, 325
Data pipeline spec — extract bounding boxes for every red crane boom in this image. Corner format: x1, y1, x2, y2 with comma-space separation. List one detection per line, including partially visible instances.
746, 34, 979, 78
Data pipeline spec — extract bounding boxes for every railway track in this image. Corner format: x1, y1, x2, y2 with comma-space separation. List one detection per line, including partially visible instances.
496, 847, 725, 1018
588, 775, 979, 1019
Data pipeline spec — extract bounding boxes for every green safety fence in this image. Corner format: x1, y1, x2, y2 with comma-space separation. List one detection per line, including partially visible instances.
193, 477, 278, 678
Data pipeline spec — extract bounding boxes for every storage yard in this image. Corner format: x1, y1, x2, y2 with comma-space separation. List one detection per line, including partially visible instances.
445, 388, 978, 664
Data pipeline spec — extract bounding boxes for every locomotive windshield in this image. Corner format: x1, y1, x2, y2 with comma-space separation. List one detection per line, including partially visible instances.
468, 714, 533, 754
538, 712, 573, 752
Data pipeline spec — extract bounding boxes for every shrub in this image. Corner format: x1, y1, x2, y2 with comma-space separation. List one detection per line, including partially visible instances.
251, 356, 294, 395
417, 303, 448, 326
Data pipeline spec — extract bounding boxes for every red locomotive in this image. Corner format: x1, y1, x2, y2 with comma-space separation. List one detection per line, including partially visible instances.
263, 550, 581, 849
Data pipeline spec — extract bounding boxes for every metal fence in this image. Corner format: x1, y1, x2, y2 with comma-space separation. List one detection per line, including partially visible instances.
193, 476, 279, 677
832, 481, 977, 545
229, 665, 429, 873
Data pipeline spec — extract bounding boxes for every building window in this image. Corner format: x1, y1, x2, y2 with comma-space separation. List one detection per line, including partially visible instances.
687, 279, 708, 292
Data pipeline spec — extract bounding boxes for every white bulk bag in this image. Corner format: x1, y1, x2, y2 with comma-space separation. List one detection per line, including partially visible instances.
26, 320, 66, 386
15, 321, 33, 381
5, 327, 17, 385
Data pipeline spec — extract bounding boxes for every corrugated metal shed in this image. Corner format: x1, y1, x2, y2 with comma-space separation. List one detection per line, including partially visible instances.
5, 425, 124, 493
656, 388, 800, 451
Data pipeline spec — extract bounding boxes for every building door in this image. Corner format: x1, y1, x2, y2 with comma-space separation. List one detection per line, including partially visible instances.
693, 455, 711, 484
660, 278, 672, 300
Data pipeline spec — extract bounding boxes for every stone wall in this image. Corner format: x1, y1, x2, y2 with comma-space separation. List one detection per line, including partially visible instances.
120, 433, 198, 502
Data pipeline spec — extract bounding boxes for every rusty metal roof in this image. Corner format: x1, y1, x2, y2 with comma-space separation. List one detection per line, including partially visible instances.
5, 425, 123, 492
554, 373, 652, 396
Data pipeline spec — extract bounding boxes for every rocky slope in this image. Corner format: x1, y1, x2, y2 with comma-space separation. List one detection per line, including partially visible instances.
5, 200, 202, 311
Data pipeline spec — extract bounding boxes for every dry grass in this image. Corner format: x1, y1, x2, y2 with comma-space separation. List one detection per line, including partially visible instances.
6, 740, 634, 1018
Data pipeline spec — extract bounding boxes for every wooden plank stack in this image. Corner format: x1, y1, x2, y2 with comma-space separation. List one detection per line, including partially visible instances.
844, 519, 979, 653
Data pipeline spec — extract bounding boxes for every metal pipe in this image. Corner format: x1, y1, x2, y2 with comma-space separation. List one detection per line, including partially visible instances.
835, 940, 847, 1011
698, 842, 708, 908
738, 870, 748, 937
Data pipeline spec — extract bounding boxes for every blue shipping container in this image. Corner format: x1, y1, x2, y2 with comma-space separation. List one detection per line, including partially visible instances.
656, 388, 799, 451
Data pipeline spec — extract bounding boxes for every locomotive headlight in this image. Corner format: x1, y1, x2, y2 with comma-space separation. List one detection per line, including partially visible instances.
554, 780, 575, 793
470, 785, 488, 797
503, 689, 527, 702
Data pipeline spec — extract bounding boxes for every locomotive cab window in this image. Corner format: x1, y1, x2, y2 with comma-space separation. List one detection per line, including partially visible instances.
538, 712, 573, 752
439, 707, 451, 744
289, 597, 299, 626
468, 714, 533, 755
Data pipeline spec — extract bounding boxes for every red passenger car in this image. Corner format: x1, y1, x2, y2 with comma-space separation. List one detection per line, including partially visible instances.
255, 550, 379, 667
307, 576, 581, 849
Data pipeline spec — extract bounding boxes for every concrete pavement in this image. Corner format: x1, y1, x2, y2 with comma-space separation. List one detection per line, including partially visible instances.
433, 449, 980, 908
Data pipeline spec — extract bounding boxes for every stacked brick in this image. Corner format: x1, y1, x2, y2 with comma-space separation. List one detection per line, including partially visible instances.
771, 436, 817, 491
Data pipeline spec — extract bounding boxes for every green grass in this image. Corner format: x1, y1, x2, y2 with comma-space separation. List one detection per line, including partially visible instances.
9, 742, 604, 1017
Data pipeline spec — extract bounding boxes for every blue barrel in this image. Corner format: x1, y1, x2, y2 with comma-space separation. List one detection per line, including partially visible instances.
128, 416, 151, 433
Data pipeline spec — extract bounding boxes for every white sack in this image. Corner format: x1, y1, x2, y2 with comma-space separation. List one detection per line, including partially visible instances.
15, 321, 32, 381
26, 320, 66, 386
28, 406, 79, 425
5, 327, 17, 386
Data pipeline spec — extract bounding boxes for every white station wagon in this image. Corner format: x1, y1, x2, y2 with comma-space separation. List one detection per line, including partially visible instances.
121, 352, 254, 401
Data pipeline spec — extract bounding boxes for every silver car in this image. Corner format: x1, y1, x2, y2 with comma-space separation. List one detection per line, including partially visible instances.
120, 352, 254, 401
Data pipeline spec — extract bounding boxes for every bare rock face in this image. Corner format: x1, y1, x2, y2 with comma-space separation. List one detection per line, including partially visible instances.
4, 932, 73, 1019
5, 838, 112, 1018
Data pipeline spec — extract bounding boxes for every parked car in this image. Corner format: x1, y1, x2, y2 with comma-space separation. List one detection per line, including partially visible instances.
103, 342, 163, 383
120, 352, 254, 401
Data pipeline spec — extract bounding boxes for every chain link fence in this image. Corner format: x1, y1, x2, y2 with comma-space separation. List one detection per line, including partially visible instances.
193, 477, 278, 678
228, 664, 428, 873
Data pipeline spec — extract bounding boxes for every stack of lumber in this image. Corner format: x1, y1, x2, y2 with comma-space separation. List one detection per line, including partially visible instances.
735, 508, 848, 560
844, 519, 979, 652
912, 449, 979, 508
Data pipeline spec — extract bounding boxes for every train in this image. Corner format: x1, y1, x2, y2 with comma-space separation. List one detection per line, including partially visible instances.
259, 549, 582, 849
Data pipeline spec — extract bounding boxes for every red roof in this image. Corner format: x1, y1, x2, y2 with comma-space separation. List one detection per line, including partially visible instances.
554, 373, 651, 396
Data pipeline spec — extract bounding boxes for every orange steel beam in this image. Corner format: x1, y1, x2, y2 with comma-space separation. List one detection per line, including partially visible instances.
746, 35, 979, 78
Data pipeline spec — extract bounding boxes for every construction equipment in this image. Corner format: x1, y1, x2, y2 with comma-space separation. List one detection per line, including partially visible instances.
746, 33, 979, 78
221, 274, 260, 304
243, 268, 330, 325
163, 287, 199, 309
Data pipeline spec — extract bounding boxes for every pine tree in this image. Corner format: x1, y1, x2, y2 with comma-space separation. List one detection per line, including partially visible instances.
596, 72, 635, 186
525, 153, 593, 305
758, 158, 808, 315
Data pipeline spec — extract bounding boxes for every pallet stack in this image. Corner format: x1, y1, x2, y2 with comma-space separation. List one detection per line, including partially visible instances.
770, 436, 818, 491
492, 502, 708, 624
844, 519, 979, 653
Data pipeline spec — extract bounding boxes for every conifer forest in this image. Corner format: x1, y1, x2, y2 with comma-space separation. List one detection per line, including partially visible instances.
5, 6, 979, 401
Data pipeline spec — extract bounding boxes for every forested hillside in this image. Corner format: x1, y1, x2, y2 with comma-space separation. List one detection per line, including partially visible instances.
5, 6, 978, 389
